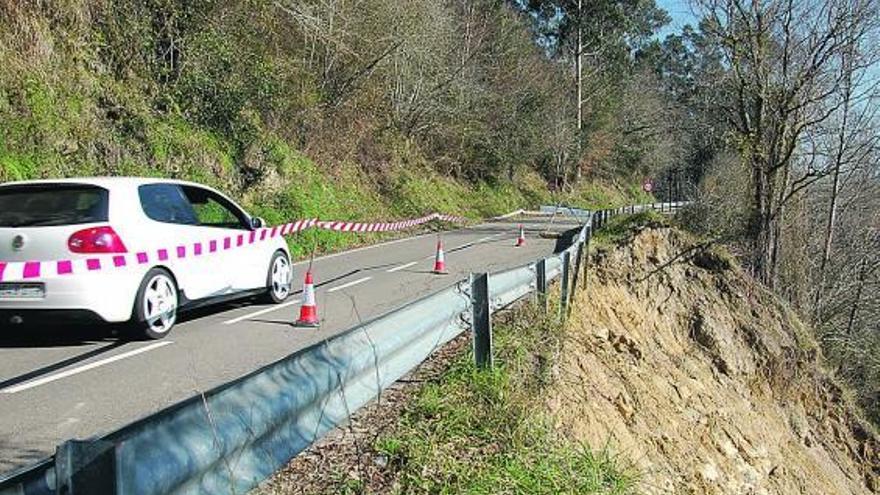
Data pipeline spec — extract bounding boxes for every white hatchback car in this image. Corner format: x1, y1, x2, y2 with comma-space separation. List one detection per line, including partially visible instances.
0, 177, 293, 339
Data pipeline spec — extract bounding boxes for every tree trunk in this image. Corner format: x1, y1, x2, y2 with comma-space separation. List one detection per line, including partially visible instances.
769, 162, 790, 290
846, 257, 868, 335
574, 0, 583, 183
813, 45, 853, 320
813, 160, 842, 318
750, 158, 776, 287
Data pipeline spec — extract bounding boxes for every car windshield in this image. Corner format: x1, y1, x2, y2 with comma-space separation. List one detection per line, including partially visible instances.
0, 184, 109, 227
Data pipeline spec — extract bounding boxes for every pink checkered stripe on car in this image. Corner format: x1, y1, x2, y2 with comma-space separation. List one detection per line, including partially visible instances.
0, 213, 466, 282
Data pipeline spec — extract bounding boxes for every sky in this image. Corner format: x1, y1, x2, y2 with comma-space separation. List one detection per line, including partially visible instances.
652, 0, 880, 88
655, 0, 699, 38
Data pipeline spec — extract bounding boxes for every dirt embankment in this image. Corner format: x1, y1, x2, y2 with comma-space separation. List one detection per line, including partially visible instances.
552, 225, 879, 494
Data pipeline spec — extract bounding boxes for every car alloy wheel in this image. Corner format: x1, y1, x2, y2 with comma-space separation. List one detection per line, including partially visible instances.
265, 252, 292, 303
143, 273, 178, 334
132, 268, 180, 340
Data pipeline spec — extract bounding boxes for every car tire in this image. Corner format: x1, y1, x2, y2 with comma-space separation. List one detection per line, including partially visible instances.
263, 251, 292, 304
131, 268, 179, 340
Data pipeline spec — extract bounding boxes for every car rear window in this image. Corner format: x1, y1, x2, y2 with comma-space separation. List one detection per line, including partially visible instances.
0, 184, 109, 227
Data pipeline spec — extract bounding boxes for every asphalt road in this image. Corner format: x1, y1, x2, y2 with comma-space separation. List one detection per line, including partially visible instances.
0, 214, 583, 473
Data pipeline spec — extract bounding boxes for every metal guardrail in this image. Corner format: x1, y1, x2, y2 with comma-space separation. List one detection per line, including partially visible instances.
539, 204, 591, 220
0, 201, 685, 495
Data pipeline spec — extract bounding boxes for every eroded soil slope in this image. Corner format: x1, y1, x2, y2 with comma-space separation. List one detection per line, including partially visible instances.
552, 225, 879, 494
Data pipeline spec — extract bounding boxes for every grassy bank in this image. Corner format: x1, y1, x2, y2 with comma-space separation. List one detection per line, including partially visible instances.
0, 109, 646, 260
367, 303, 636, 494
590, 210, 670, 248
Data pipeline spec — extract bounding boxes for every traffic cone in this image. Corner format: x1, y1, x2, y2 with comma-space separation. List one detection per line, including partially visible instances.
432, 237, 448, 274
293, 270, 320, 327
515, 224, 525, 247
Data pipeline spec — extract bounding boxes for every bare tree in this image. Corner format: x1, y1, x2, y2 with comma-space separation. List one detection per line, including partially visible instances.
811, 59, 880, 317
694, 0, 880, 288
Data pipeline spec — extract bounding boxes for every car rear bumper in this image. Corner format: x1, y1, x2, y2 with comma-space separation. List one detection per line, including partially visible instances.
0, 269, 144, 324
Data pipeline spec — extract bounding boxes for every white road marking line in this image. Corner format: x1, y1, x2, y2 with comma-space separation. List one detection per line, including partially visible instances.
448, 234, 503, 251
327, 276, 372, 293
1, 341, 173, 394
421, 233, 508, 260
387, 261, 418, 273
223, 299, 301, 325
292, 230, 443, 267
476, 233, 505, 243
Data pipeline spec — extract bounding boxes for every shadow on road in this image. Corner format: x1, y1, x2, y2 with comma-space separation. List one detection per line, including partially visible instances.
551, 227, 581, 253
0, 324, 121, 348
0, 339, 126, 391
248, 318, 292, 327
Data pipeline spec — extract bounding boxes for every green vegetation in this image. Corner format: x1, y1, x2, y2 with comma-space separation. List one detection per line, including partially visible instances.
0, 1, 668, 259
591, 210, 669, 248
372, 305, 635, 494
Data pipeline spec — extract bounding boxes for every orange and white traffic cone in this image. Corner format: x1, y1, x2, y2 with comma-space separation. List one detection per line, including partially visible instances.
515, 224, 525, 247
432, 237, 448, 274
293, 270, 320, 327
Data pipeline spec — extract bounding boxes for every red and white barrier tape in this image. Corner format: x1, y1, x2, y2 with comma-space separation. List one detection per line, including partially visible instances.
315, 213, 464, 232
0, 213, 466, 282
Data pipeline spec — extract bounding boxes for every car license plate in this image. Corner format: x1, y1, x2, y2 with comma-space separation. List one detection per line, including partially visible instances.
0, 283, 46, 299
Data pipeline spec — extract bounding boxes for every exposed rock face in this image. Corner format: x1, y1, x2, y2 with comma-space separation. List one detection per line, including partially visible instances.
551, 226, 879, 494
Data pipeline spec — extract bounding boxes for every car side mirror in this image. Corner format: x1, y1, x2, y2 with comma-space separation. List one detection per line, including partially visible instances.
250, 217, 265, 230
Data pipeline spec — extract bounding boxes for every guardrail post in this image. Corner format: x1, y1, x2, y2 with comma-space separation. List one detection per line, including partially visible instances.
569, 242, 584, 315
535, 259, 547, 311
560, 251, 571, 319
470, 272, 492, 369
582, 227, 591, 290
55, 439, 116, 495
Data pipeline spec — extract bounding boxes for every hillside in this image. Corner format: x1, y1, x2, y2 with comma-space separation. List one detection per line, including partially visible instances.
0, 1, 655, 259
554, 221, 879, 493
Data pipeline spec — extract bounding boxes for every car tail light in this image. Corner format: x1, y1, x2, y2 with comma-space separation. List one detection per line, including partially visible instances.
68, 226, 128, 254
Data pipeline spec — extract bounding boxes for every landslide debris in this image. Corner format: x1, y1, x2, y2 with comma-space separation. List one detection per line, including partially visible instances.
552, 222, 879, 494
